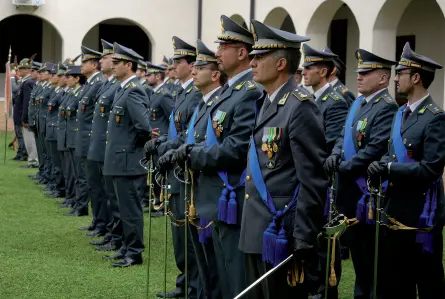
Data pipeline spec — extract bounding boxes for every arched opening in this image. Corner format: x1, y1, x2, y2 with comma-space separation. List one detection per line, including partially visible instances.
397, 0, 445, 107
263, 7, 296, 33
306, 1, 359, 92
82, 18, 152, 61
230, 14, 247, 29
0, 14, 62, 96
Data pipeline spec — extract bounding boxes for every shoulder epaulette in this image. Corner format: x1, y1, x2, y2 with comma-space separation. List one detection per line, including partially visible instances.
234, 81, 246, 90
291, 87, 311, 102
245, 80, 257, 91
335, 84, 349, 95
329, 92, 343, 101
125, 81, 137, 89
278, 93, 290, 105
426, 102, 443, 115
186, 86, 193, 94
375, 93, 394, 104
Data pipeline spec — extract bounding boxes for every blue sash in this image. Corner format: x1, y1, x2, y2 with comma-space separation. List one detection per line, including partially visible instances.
342, 96, 387, 224
248, 137, 300, 266
186, 105, 212, 244
168, 110, 177, 141
392, 105, 438, 253
205, 116, 246, 225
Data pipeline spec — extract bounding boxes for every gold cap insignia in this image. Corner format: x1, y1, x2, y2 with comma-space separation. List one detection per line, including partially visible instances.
251, 23, 257, 42
221, 18, 225, 34
357, 51, 363, 65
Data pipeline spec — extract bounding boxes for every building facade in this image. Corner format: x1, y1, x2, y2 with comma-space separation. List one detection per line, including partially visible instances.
1, 0, 445, 119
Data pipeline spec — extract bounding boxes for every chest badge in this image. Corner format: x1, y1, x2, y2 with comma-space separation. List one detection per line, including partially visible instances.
212, 110, 226, 137
262, 127, 282, 159
356, 118, 368, 147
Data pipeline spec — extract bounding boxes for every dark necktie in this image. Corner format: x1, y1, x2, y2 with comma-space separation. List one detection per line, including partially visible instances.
360, 98, 367, 108
260, 96, 271, 120
220, 83, 229, 96
402, 106, 412, 126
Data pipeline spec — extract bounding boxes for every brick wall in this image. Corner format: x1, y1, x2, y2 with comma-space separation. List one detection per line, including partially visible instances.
0, 100, 14, 132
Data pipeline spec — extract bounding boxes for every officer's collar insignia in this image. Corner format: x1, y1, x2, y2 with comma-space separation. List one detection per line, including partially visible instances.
186, 86, 193, 93
278, 93, 289, 105
419, 106, 427, 114
208, 97, 216, 106
235, 81, 246, 90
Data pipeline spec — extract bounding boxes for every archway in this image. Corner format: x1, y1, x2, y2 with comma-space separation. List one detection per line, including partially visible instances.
263, 7, 296, 33
306, 1, 359, 92
0, 14, 62, 95
82, 18, 152, 61
396, 0, 445, 106
230, 14, 247, 29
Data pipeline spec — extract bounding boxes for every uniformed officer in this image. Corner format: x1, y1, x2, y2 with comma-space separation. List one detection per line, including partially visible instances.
324, 49, 399, 299
151, 36, 202, 298
13, 57, 34, 162
368, 42, 445, 299
169, 39, 226, 299
28, 61, 44, 179
73, 46, 105, 222
301, 44, 349, 299
323, 47, 356, 107
14, 58, 35, 164
22, 60, 40, 169
137, 60, 153, 98
145, 63, 174, 140
64, 63, 88, 216
45, 63, 66, 199
56, 63, 75, 208
174, 15, 263, 299
86, 39, 122, 251
237, 20, 327, 299
102, 42, 151, 267
36, 63, 56, 187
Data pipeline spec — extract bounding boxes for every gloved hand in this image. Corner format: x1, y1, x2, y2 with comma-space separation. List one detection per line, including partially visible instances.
367, 161, 389, 182
158, 149, 175, 173
324, 154, 340, 174
172, 144, 193, 165
144, 139, 161, 158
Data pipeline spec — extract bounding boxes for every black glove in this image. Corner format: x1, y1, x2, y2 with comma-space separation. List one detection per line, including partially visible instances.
172, 144, 193, 165
158, 149, 175, 173
324, 154, 340, 174
367, 161, 389, 182
144, 139, 161, 157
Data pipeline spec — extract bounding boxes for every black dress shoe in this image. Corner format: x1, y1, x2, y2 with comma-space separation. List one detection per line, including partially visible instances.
151, 210, 164, 218
156, 287, 185, 298
19, 156, 28, 161
78, 224, 95, 231
104, 250, 125, 260
89, 238, 109, 246
111, 256, 142, 267
85, 229, 106, 237
96, 242, 119, 251
65, 210, 88, 216
12, 156, 20, 161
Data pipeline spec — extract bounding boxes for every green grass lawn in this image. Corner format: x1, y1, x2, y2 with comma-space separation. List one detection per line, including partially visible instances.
0, 131, 440, 299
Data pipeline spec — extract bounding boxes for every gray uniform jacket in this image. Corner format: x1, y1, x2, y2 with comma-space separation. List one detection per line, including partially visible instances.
75, 72, 105, 157
382, 96, 445, 227
148, 83, 174, 136
188, 71, 263, 223
57, 88, 72, 151
332, 80, 355, 107
66, 87, 83, 149
315, 85, 349, 154
332, 88, 398, 217
87, 77, 120, 162
28, 82, 43, 127
46, 87, 64, 142
37, 84, 56, 135
103, 77, 151, 176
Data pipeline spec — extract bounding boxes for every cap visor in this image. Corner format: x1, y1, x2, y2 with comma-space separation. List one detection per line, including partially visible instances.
356, 68, 374, 73
249, 49, 272, 55
302, 62, 316, 67
194, 61, 214, 66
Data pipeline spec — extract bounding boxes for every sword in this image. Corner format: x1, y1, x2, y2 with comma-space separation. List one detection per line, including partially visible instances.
325, 174, 336, 299
233, 254, 294, 299
372, 177, 383, 299
184, 160, 189, 299
163, 174, 170, 298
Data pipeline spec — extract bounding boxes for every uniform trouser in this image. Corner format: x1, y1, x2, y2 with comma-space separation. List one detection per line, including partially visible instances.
212, 222, 246, 299
86, 160, 110, 233
23, 126, 38, 164
112, 175, 145, 258
344, 223, 376, 299
48, 141, 64, 193
13, 124, 27, 158
60, 150, 75, 204
103, 171, 122, 245
188, 221, 221, 299
307, 236, 342, 298
378, 226, 445, 299
73, 155, 89, 214
169, 193, 199, 298
244, 253, 308, 299
45, 140, 54, 183
35, 129, 46, 177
